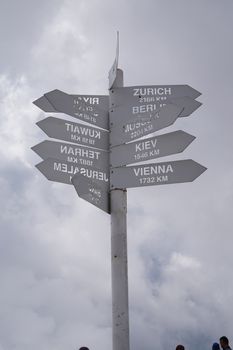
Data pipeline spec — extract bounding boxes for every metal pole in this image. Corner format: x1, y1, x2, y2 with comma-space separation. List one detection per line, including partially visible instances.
109, 68, 130, 350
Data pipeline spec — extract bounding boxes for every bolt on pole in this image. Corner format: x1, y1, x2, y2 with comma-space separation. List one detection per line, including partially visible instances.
109, 68, 130, 350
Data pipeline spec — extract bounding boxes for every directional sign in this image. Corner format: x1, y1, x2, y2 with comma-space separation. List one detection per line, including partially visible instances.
34, 92, 109, 113
110, 131, 195, 167
110, 84, 201, 108
71, 94, 108, 111
110, 96, 201, 122
110, 103, 183, 146
32, 140, 109, 171
109, 31, 119, 89
37, 117, 109, 151
110, 159, 206, 189
36, 158, 109, 185
72, 174, 110, 213
36, 90, 109, 130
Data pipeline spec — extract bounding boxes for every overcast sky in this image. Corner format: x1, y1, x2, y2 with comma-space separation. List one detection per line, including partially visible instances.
0, 1, 233, 350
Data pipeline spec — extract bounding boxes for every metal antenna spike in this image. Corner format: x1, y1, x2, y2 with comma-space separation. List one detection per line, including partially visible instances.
109, 32, 120, 88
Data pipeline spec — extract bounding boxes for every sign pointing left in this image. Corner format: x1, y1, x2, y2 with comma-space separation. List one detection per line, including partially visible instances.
37, 117, 109, 151
35, 89, 109, 130
33, 95, 57, 112
33, 92, 109, 114
36, 158, 109, 185
32, 140, 109, 171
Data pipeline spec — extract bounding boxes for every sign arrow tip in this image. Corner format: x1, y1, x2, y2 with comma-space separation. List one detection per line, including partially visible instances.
33, 96, 57, 112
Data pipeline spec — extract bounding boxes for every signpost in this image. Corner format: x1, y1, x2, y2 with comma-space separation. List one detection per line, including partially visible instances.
110, 130, 195, 167
109, 68, 130, 350
32, 34, 206, 350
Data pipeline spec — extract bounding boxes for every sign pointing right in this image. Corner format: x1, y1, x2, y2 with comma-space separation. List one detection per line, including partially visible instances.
110, 130, 195, 167
110, 96, 201, 122
110, 103, 183, 146
110, 84, 201, 106
110, 159, 206, 189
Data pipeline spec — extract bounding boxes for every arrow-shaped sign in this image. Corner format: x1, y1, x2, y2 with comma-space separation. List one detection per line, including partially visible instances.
33, 90, 109, 130
34, 93, 109, 113
37, 117, 109, 151
110, 130, 195, 167
72, 174, 110, 213
110, 103, 183, 146
110, 84, 201, 107
36, 158, 109, 185
44, 90, 109, 130
32, 140, 109, 171
110, 96, 201, 122
110, 159, 206, 189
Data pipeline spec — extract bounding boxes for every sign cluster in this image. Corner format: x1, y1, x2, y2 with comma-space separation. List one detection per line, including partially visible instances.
32, 54, 206, 213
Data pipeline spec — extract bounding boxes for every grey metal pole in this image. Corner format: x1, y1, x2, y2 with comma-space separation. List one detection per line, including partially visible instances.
109, 68, 130, 350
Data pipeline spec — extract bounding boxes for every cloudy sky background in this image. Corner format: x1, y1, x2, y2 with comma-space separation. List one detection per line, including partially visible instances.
0, 1, 233, 349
